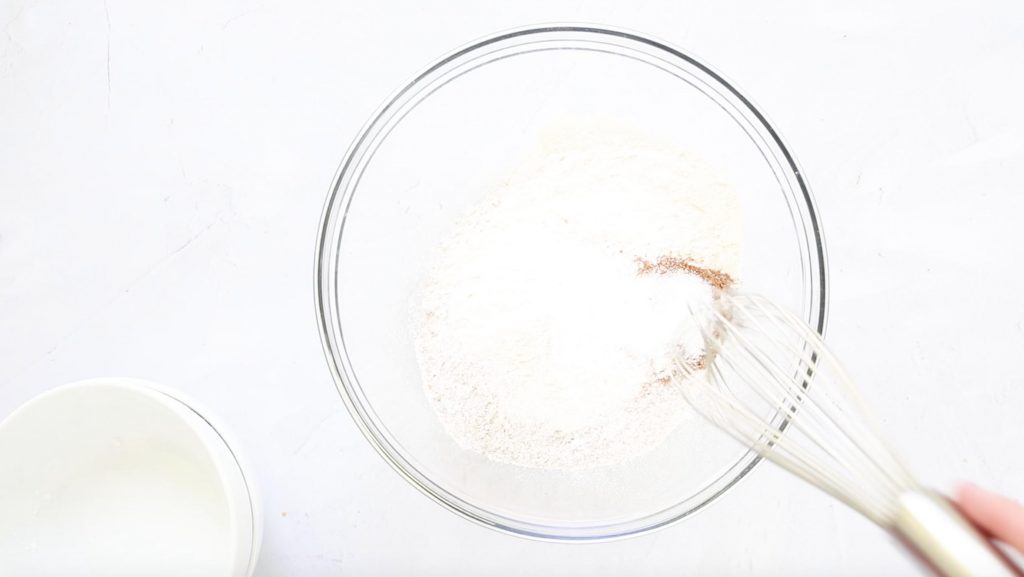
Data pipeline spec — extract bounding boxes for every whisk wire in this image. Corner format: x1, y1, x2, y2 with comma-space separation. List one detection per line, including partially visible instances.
679, 293, 919, 525
703, 304, 886, 491
726, 298, 913, 486
741, 296, 920, 492
678, 293, 1024, 577
695, 359, 889, 522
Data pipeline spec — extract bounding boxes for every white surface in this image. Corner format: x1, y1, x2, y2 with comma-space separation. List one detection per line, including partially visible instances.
0, 379, 257, 577
2, 1, 1024, 575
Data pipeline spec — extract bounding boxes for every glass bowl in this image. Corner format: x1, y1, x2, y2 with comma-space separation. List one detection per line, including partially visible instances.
315, 24, 828, 541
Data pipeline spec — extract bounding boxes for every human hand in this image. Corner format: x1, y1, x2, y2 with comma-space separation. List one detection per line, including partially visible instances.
956, 482, 1024, 553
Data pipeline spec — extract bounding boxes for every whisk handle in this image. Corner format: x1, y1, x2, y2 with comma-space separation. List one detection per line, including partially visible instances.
894, 491, 1024, 577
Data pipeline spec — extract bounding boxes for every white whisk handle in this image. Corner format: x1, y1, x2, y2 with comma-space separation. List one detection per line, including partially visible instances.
894, 491, 1024, 577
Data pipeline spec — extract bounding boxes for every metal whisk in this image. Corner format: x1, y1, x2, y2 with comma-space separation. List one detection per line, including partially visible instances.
674, 292, 1023, 577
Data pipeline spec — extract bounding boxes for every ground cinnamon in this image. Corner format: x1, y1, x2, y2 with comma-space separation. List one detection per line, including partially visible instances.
635, 255, 734, 290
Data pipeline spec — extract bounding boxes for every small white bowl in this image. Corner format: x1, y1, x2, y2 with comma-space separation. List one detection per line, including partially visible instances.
0, 378, 262, 577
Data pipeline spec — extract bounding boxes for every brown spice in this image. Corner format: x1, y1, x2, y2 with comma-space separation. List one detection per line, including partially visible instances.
635, 255, 734, 290
653, 355, 706, 387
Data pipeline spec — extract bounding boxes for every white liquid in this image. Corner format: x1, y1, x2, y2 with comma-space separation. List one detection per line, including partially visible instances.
0, 384, 243, 577
22, 442, 232, 576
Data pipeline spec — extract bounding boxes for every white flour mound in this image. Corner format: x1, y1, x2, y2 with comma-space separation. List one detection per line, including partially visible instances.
414, 121, 742, 470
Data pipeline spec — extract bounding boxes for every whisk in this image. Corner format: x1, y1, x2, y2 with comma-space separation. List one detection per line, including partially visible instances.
674, 292, 1023, 577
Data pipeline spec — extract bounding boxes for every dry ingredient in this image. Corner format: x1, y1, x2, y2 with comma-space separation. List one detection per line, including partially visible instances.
635, 255, 735, 290
414, 120, 741, 470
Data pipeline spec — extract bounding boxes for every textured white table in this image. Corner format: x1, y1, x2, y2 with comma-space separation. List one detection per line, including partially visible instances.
3, 1, 1024, 575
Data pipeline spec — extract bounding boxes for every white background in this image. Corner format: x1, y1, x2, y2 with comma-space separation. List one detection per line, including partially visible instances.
3, 1, 1024, 575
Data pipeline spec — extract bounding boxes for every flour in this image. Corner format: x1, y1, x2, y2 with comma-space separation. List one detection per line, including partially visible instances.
414, 120, 742, 470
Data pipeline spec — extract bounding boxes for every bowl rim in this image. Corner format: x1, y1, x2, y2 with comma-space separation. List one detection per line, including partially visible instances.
0, 377, 262, 576
315, 22, 829, 541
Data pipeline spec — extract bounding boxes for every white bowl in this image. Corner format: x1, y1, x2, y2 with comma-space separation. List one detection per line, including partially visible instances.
0, 378, 262, 577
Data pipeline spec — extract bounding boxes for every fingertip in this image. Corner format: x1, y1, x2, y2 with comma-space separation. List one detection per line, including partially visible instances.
950, 482, 1024, 553
954, 480, 981, 503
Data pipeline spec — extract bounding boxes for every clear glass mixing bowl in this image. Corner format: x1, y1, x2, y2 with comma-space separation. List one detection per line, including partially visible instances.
315, 24, 828, 541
